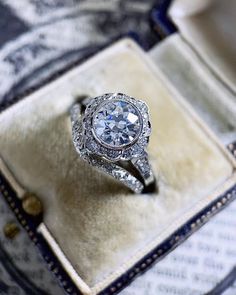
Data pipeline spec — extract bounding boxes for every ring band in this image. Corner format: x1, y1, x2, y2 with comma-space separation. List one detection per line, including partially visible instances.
70, 93, 156, 194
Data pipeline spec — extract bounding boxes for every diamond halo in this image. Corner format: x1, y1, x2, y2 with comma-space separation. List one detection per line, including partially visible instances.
70, 93, 155, 193
81, 93, 151, 161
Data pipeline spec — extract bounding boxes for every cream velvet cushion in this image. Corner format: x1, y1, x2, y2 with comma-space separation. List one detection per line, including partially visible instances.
0, 40, 235, 293
169, 0, 236, 93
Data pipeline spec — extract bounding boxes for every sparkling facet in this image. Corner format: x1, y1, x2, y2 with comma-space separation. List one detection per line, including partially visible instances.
93, 100, 141, 148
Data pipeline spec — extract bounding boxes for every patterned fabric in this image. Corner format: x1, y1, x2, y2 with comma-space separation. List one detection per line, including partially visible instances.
0, 0, 158, 111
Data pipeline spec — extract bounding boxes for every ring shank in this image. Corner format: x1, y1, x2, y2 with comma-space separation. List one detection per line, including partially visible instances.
131, 153, 155, 187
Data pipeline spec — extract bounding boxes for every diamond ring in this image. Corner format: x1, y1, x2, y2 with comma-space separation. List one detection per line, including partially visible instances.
70, 93, 156, 193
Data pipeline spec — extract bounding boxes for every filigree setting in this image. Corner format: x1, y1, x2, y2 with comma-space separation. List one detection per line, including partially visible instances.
74, 93, 151, 161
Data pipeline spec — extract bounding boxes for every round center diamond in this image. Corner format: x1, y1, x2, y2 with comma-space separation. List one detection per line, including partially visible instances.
93, 100, 142, 148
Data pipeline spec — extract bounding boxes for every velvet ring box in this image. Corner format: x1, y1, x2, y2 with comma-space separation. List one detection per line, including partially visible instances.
0, 39, 236, 295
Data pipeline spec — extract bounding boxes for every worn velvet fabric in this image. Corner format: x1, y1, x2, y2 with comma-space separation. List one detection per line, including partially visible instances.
150, 34, 236, 144
169, 0, 236, 93
0, 40, 235, 294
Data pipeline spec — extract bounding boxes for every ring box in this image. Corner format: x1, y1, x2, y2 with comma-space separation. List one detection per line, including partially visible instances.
0, 37, 235, 295
151, 0, 236, 144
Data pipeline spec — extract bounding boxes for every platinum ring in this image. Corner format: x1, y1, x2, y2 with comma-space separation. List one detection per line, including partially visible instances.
70, 93, 156, 194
